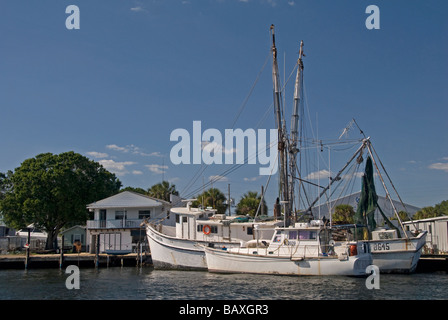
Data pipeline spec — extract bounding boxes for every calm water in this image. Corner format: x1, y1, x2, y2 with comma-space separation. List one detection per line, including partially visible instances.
0, 267, 447, 300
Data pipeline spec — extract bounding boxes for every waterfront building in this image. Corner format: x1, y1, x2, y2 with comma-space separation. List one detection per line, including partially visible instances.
403, 216, 448, 254
61, 225, 87, 252
86, 191, 173, 254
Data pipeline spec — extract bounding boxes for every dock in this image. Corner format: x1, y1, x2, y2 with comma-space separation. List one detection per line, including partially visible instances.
416, 254, 448, 273
0, 252, 152, 269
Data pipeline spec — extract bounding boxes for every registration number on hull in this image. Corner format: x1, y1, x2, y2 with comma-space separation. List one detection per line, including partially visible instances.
372, 242, 390, 251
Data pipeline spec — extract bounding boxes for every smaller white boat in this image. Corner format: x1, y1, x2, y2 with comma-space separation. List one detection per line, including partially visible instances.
146, 201, 281, 270
368, 228, 427, 273
204, 220, 372, 276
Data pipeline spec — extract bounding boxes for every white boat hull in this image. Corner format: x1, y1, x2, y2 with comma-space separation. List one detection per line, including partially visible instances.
204, 247, 372, 276
369, 231, 427, 273
146, 224, 240, 270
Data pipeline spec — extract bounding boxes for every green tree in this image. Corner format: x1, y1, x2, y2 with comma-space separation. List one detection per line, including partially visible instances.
413, 206, 438, 220
235, 191, 267, 217
120, 186, 147, 195
412, 199, 448, 220
193, 188, 227, 214
391, 210, 411, 222
332, 204, 355, 224
434, 200, 448, 216
0, 152, 121, 250
147, 180, 178, 202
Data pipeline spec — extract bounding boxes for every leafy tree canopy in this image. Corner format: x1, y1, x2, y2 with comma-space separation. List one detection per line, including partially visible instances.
412, 200, 448, 220
0, 152, 121, 249
120, 186, 147, 195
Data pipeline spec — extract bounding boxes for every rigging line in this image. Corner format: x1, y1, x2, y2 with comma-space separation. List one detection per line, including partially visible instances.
182, 139, 278, 199
255, 102, 274, 129
179, 52, 271, 196
230, 51, 271, 129
319, 160, 360, 220
365, 142, 408, 237
329, 161, 360, 208
181, 124, 276, 196
184, 139, 278, 198
254, 152, 279, 219
368, 141, 418, 230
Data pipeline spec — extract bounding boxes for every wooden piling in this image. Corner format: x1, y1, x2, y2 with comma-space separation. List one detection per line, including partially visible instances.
59, 235, 64, 268
95, 234, 100, 268
25, 228, 31, 269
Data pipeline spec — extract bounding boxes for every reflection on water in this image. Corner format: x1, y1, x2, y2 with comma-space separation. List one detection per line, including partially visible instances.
0, 267, 447, 300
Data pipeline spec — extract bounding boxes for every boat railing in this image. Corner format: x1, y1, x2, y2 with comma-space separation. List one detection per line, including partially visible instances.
234, 242, 321, 259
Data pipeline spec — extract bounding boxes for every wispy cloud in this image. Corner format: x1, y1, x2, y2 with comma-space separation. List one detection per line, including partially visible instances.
305, 169, 332, 180
106, 144, 128, 153
145, 164, 168, 174
99, 159, 137, 176
148, 151, 165, 157
106, 144, 163, 157
209, 175, 228, 182
429, 162, 448, 172
202, 141, 236, 155
130, 6, 144, 12
243, 176, 261, 182
86, 151, 109, 159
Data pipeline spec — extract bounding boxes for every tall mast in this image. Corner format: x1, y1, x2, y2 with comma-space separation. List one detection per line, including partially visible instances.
289, 40, 304, 222
270, 25, 291, 225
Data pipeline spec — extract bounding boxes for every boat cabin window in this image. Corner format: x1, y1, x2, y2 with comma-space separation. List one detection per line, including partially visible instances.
197, 224, 218, 234
175, 215, 188, 224
273, 231, 283, 243
273, 230, 317, 243
298, 231, 317, 240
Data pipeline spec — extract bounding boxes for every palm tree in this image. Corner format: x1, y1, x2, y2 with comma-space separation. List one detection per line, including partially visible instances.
236, 191, 267, 217
147, 181, 179, 202
193, 188, 227, 214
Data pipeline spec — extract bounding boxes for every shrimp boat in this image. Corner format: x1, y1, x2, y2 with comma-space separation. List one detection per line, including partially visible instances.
204, 221, 372, 276
146, 200, 281, 270
204, 25, 373, 277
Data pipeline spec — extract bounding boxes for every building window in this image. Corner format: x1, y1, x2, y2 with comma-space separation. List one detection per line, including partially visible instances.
115, 210, 127, 220
139, 210, 151, 219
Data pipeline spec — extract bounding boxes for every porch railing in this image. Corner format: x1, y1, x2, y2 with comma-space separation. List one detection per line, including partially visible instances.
87, 219, 144, 229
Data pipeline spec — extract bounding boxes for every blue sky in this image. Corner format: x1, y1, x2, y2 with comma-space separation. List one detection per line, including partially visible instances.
1, 0, 447, 213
